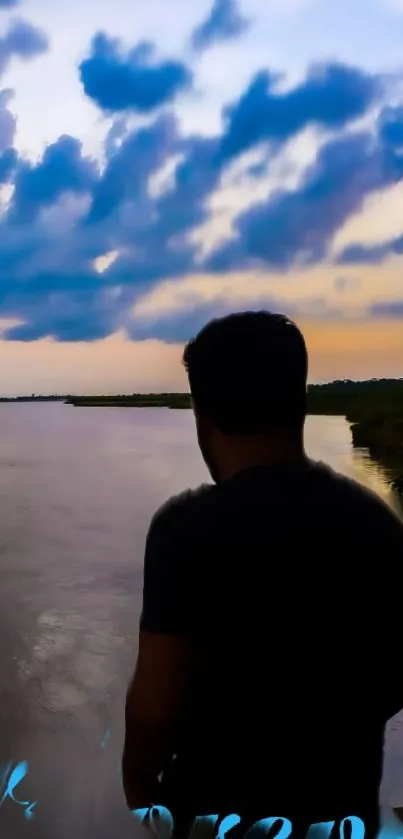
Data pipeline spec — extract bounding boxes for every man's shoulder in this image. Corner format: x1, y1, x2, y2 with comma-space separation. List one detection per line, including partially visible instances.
314, 459, 384, 502
313, 460, 403, 529
149, 483, 214, 534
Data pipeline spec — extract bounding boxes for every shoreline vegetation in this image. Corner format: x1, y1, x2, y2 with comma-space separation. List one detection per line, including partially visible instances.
1, 380, 403, 459
68, 380, 403, 460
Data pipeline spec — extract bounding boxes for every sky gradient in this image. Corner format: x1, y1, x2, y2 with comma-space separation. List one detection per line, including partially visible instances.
0, 0, 403, 393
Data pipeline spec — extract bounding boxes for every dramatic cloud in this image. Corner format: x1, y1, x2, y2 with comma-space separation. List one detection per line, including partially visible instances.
153, 134, 221, 242
335, 108, 403, 265
191, 0, 250, 52
379, 105, 403, 147
9, 135, 98, 224
217, 62, 380, 165
337, 236, 403, 265
0, 19, 48, 77
0, 89, 16, 149
4, 287, 126, 342
0, 44, 401, 343
370, 300, 403, 318
85, 114, 179, 225
207, 114, 403, 272
0, 146, 17, 182
79, 34, 192, 113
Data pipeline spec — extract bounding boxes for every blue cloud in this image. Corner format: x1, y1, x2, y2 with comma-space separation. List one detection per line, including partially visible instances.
0, 89, 16, 149
337, 243, 388, 265
86, 115, 179, 225
133, 65, 372, 256
0, 116, 196, 342
191, 0, 250, 52
205, 135, 381, 272
379, 106, 403, 148
104, 117, 128, 159
10, 135, 98, 224
0, 50, 401, 343
333, 105, 403, 265
153, 135, 221, 243
370, 300, 403, 319
79, 33, 192, 114
0, 0, 19, 7
0, 146, 17, 182
0, 19, 48, 77
3, 287, 121, 342
217, 62, 380, 164
337, 236, 403, 265
207, 106, 403, 273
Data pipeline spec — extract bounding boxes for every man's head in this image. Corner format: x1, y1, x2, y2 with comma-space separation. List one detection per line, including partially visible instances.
183, 311, 308, 482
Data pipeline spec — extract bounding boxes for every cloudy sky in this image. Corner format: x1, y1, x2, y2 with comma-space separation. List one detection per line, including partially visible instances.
0, 0, 403, 394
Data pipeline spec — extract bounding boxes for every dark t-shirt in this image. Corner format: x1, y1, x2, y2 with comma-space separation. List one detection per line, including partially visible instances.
140, 460, 403, 838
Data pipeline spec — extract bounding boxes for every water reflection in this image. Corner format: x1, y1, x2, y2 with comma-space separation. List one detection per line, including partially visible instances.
351, 446, 403, 518
304, 415, 403, 518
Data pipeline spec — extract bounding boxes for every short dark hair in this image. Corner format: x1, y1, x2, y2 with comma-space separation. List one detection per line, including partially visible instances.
183, 311, 308, 434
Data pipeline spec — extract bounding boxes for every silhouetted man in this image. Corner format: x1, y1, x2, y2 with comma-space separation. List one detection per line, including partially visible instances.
123, 312, 403, 839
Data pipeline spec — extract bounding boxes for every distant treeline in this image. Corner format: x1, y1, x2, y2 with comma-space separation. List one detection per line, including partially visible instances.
2, 378, 403, 420
307, 378, 403, 421
65, 381, 403, 455
65, 393, 191, 408
2, 381, 403, 454
64, 379, 403, 417
0, 395, 67, 403
309, 379, 403, 457
307, 380, 403, 455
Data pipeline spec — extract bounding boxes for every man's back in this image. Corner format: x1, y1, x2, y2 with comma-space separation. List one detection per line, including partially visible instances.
142, 460, 403, 836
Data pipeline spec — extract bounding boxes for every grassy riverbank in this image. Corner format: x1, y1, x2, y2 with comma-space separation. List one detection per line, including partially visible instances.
314, 380, 403, 456
65, 394, 191, 408
308, 381, 403, 455
1, 383, 403, 457
65, 380, 403, 457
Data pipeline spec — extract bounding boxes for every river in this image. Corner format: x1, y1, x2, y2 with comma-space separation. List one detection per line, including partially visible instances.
0, 404, 401, 838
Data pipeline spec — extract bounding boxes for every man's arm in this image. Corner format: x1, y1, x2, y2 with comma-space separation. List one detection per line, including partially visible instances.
122, 504, 194, 810
123, 631, 193, 809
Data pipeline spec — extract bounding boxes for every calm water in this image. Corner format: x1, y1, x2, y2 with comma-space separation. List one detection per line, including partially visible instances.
0, 404, 402, 838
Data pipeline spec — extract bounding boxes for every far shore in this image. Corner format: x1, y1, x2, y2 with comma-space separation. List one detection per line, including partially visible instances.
1, 380, 403, 459
66, 381, 403, 461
